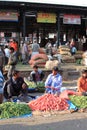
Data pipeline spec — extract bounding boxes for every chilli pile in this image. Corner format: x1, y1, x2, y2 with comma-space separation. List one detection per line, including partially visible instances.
28, 94, 69, 111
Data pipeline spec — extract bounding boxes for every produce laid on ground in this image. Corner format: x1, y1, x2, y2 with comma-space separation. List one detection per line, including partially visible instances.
0, 102, 31, 119
36, 82, 45, 92
24, 77, 37, 89
1, 95, 87, 119
24, 77, 45, 92
69, 95, 87, 109
28, 94, 69, 111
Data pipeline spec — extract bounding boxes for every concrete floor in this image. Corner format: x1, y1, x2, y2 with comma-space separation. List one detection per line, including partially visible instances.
0, 117, 87, 130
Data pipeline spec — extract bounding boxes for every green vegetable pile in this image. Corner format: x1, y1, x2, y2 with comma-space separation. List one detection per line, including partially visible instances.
0, 102, 31, 119
36, 82, 45, 92
76, 59, 82, 64
24, 77, 45, 92
36, 82, 44, 87
70, 95, 87, 109
24, 78, 37, 88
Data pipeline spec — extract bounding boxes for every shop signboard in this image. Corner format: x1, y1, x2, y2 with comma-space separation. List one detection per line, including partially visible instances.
0, 11, 18, 21
37, 13, 56, 23
63, 14, 81, 25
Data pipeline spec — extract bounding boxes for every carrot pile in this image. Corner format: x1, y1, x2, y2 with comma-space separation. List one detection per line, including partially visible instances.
28, 94, 69, 111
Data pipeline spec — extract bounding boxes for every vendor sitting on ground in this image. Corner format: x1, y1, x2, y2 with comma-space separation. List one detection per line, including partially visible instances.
77, 69, 87, 95
3, 70, 28, 101
45, 66, 62, 95
29, 65, 45, 83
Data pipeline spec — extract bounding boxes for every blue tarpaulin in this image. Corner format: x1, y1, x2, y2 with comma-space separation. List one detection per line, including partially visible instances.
67, 100, 77, 110
0, 113, 32, 120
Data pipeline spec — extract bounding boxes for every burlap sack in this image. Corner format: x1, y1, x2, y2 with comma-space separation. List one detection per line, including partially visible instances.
74, 54, 82, 59
62, 56, 76, 63
60, 51, 71, 56
45, 60, 59, 69
60, 48, 70, 52
59, 45, 69, 49
31, 54, 48, 61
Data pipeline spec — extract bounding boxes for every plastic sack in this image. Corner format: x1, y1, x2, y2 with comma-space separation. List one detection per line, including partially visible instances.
67, 100, 77, 110
59, 90, 76, 100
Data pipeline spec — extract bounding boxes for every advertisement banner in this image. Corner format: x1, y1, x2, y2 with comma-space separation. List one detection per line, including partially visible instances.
0, 11, 18, 21
63, 14, 81, 25
37, 13, 56, 23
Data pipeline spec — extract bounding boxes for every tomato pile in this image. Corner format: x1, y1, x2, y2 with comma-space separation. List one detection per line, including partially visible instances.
28, 94, 69, 111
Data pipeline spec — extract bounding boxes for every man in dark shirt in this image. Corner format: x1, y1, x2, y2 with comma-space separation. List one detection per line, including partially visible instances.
30, 65, 45, 83
7, 47, 17, 79
3, 70, 28, 100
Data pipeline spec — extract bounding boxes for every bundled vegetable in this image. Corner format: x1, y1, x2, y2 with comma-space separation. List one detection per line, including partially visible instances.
0, 102, 31, 119
24, 78, 45, 92
36, 82, 45, 92
24, 77, 37, 88
36, 82, 44, 87
70, 95, 87, 109
28, 94, 69, 111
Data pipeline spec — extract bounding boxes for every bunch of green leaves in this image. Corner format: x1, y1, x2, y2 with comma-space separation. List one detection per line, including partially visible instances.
24, 78, 37, 88
69, 95, 87, 109
36, 82, 45, 92
76, 59, 82, 64
36, 82, 45, 88
0, 102, 31, 119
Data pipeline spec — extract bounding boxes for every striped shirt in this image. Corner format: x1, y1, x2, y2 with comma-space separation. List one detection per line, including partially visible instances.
0, 71, 4, 94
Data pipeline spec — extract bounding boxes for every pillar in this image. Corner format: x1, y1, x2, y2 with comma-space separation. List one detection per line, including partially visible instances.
23, 12, 26, 42
57, 13, 60, 47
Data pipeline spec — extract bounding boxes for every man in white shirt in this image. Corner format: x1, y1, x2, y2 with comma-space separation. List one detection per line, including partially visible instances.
21, 42, 29, 64
4, 45, 10, 64
4, 45, 10, 58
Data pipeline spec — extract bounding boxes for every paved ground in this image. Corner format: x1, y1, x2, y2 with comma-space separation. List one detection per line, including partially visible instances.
0, 119, 87, 130
0, 112, 87, 130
